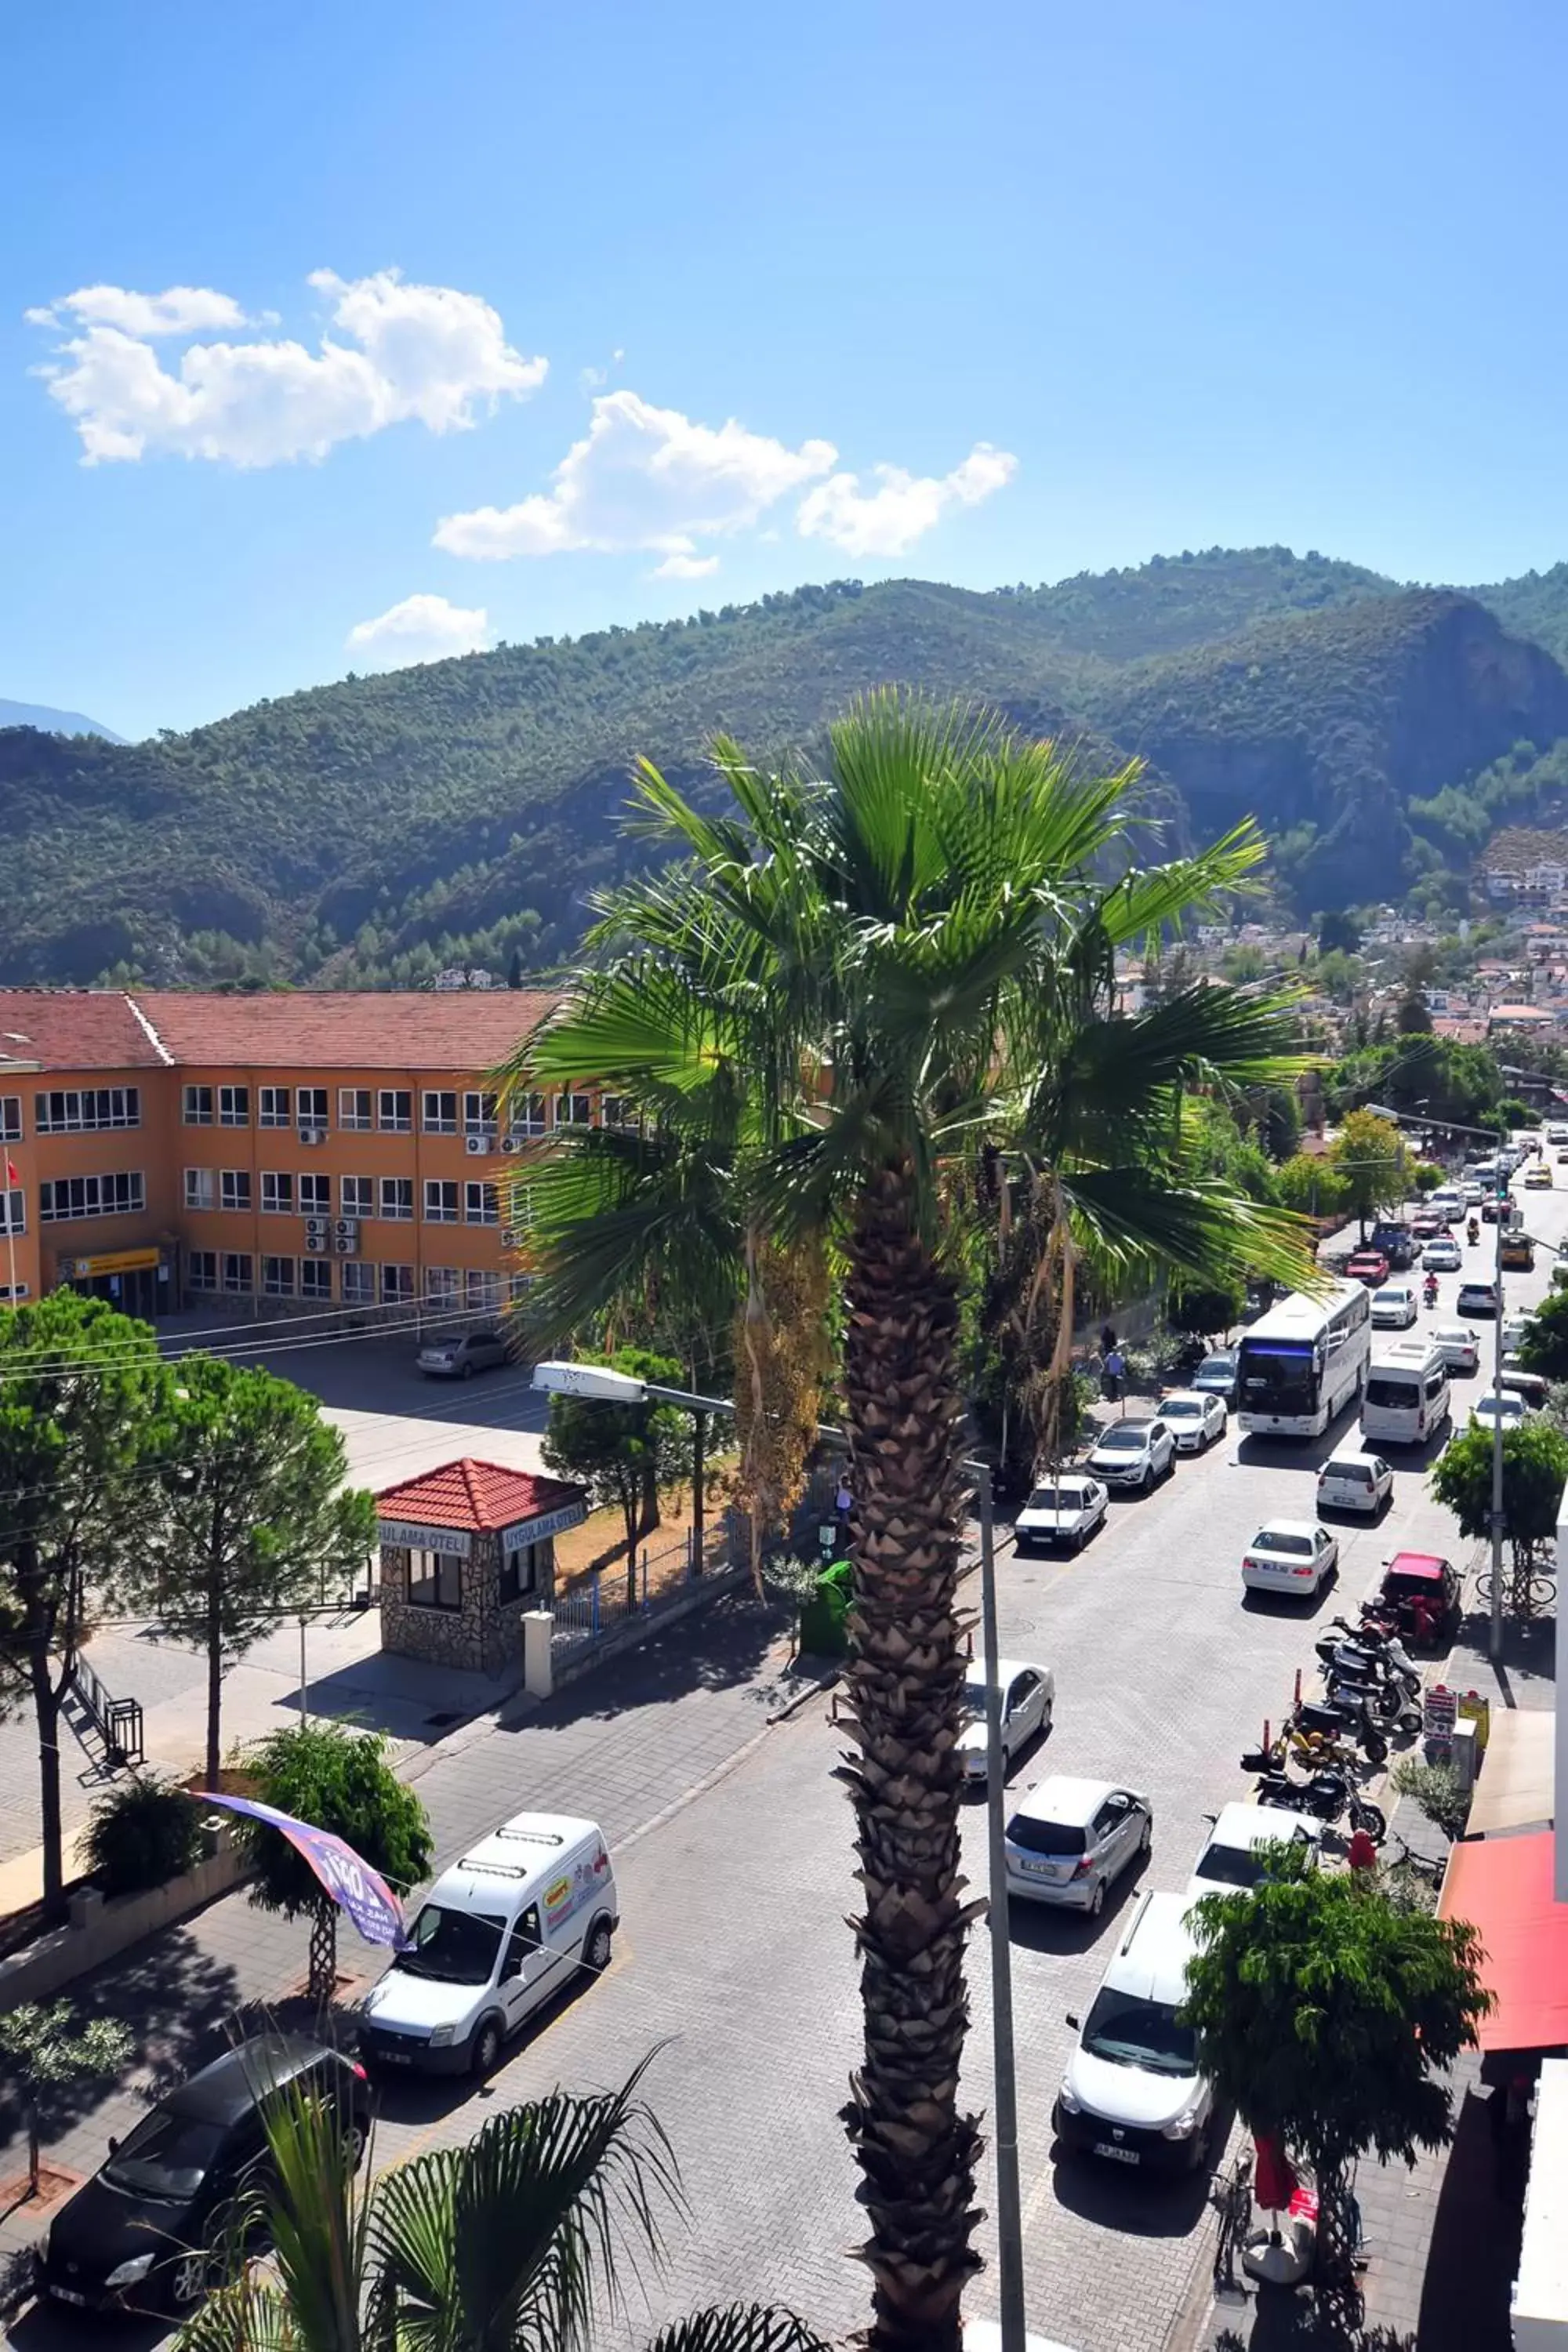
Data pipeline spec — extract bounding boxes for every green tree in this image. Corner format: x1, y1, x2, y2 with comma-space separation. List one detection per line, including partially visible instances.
0, 1294, 170, 1918
175, 2061, 828, 2352
1221, 942, 1267, 984
1184, 1853, 1491, 2292
1497, 1095, 1531, 1131
540, 1345, 691, 1592
0, 2000, 133, 2196
1273, 1152, 1348, 1220
134, 1358, 377, 1792
1396, 989, 1434, 1034
1411, 1161, 1443, 1196
506, 692, 1312, 2349
1317, 909, 1361, 956
1315, 947, 1362, 1004
1519, 1290, 1568, 1379
1328, 1106, 1408, 1238
1166, 1277, 1246, 1342
238, 1721, 433, 2005
1430, 1417, 1568, 1573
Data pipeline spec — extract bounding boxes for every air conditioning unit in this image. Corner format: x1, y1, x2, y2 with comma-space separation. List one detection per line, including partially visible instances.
299, 1127, 326, 1146
501, 1136, 522, 1154
500, 1228, 519, 1248
464, 1133, 488, 1156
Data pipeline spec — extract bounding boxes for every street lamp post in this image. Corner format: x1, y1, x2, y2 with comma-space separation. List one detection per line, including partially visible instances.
531, 1359, 1029, 2352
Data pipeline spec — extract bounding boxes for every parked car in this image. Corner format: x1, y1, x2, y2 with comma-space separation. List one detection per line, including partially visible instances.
1185, 1801, 1323, 1900
1240, 1519, 1339, 1597
1085, 1417, 1176, 1492
1004, 1773, 1152, 1915
1380, 1550, 1462, 1643
1190, 1351, 1237, 1404
1469, 1390, 1526, 1435
956, 1658, 1054, 1785
1457, 1281, 1502, 1319
1316, 1448, 1394, 1516
1346, 1250, 1390, 1287
1498, 1368, 1549, 1411
1501, 1316, 1535, 1359
1422, 1237, 1462, 1272
1154, 1389, 1227, 1453
40, 2034, 371, 2317
416, 1326, 510, 1379
1053, 1892, 1214, 2171
1370, 1283, 1419, 1330
1431, 1322, 1480, 1375
1013, 1474, 1108, 1553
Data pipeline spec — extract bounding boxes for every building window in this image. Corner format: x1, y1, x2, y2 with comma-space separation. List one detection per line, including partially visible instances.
219, 1170, 251, 1213
464, 1180, 498, 1225
341, 1175, 373, 1218
258, 1086, 291, 1128
184, 1167, 215, 1210
557, 1092, 592, 1130
219, 1084, 250, 1128
425, 1265, 459, 1305
499, 1537, 543, 1606
378, 1089, 412, 1133
0, 1098, 20, 1143
260, 1172, 295, 1214
513, 1092, 548, 1139
379, 1177, 413, 1221
509, 1270, 535, 1305
297, 1087, 329, 1134
506, 1185, 533, 1235
221, 1252, 253, 1294
380, 1264, 414, 1305
33, 1087, 140, 1134
39, 1172, 146, 1222
463, 1091, 499, 1133
299, 1259, 332, 1301
600, 1094, 633, 1131
407, 1547, 462, 1611
183, 1085, 214, 1126
424, 1179, 459, 1223
422, 1090, 458, 1134
187, 1250, 218, 1291
339, 1087, 372, 1131
299, 1172, 331, 1214
0, 1188, 24, 1237
466, 1269, 503, 1311
262, 1255, 296, 1297
341, 1261, 375, 1306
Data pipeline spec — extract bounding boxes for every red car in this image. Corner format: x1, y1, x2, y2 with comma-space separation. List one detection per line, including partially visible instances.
1378, 1552, 1461, 1648
1410, 1210, 1444, 1240
1346, 1250, 1390, 1287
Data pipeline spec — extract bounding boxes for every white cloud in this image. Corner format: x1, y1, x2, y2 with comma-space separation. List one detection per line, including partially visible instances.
796, 442, 1018, 557
346, 592, 491, 669
29, 268, 546, 466
653, 551, 720, 579
26, 284, 255, 337
434, 388, 836, 561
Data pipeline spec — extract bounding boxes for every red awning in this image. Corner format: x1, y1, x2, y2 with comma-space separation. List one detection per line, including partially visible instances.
1440, 1831, 1568, 2054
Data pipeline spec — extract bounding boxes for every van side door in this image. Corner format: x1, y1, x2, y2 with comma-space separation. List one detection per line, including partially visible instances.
497, 1903, 561, 2031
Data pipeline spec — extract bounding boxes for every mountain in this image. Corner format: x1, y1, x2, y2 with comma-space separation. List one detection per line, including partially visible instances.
4, 548, 1568, 986
1466, 563, 1568, 670
0, 699, 124, 742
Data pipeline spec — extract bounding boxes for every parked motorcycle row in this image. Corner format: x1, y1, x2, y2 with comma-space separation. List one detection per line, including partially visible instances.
1239, 1602, 1428, 1845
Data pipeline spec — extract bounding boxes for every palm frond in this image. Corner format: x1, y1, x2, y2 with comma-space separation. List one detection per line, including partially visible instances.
641, 2304, 837, 2352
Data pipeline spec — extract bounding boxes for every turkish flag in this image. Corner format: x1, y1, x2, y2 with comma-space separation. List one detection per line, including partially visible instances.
3, 1160, 17, 1187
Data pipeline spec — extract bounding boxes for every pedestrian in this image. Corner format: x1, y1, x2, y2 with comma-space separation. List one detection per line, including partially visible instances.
1104, 1345, 1126, 1407
1101, 1323, 1117, 1358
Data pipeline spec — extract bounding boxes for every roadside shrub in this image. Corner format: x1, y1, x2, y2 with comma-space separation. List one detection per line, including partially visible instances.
82, 1775, 203, 1898
1389, 1756, 1472, 1842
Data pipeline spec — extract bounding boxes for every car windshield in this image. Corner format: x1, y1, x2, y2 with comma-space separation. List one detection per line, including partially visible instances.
960, 1670, 998, 1723
1255, 1528, 1312, 1555
1161, 1400, 1200, 1419
1194, 1842, 1269, 1889
1196, 1357, 1232, 1380
1026, 1485, 1083, 1511
1080, 1988, 1196, 2077
394, 1904, 506, 1985
102, 2108, 227, 2201
1096, 1425, 1150, 1450
1005, 1812, 1086, 1857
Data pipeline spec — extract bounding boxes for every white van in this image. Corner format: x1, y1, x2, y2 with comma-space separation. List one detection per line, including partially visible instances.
1361, 1339, 1450, 1448
1053, 1890, 1213, 2172
358, 1811, 617, 2077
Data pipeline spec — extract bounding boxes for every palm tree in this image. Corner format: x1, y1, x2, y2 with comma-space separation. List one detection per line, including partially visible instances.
503, 692, 1315, 2350
175, 2060, 828, 2352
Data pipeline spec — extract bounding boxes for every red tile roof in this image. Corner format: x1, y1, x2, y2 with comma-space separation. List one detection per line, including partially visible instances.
0, 989, 169, 1070
375, 1457, 586, 1534
133, 989, 561, 1071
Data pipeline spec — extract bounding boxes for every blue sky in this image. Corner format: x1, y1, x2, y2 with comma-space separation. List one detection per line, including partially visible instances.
5, 0, 1567, 739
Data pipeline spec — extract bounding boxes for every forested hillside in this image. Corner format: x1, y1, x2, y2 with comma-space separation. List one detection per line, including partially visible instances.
5, 548, 1568, 985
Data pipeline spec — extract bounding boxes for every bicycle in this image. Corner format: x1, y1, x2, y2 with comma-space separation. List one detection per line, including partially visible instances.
1475, 1567, 1555, 1613
1210, 2148, 1254, 2288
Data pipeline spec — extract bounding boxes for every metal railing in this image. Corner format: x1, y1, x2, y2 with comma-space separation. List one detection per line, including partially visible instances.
69, 1653, 146, 1767
549, 1511, 742, 1660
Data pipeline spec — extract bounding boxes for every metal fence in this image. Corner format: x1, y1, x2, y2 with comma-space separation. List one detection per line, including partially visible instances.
550, 1508, 746, 1662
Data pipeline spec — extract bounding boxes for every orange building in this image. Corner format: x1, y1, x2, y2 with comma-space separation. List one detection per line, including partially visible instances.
0, 989, 577, 1322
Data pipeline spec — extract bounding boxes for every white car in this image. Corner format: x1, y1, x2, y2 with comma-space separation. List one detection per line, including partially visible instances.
1501, 1316, 1534, 1359
1004, 1774, 1152, 1915
956, 1658, 1054, 1785
1086, 1417, 1175, 1492
1462, 1181, 1486, 1207
1156, 1389, 1227, 1453
1316, 1448, 1394, 1516
1241, 1519, 1340, 1597
1185, 1801, 1323, 1901
1470, 1390, 1526, 1435
1370, 1284, 1419, 1330
1422, 1237, 1462, 1272
1432, 1322, 1480, 1375
1013, 1474, 1109, 1553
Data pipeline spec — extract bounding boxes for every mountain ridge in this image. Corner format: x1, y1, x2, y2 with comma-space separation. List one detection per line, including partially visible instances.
0, 699, 124, 742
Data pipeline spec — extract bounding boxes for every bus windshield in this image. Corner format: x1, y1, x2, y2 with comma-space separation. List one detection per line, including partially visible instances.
1237, 1342, 1317, 1414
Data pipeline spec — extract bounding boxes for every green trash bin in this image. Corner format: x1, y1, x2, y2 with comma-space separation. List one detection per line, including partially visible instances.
798, 1556, 853, 1657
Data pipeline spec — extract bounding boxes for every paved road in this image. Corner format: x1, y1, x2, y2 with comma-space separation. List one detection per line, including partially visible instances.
6, 1171, 1564, 2351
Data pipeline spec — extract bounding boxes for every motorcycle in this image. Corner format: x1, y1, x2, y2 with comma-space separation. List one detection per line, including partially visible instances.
1255, 1763, 1387, 1842
1423, 1276, 1439, 1309
1468, 1218, 1480, 1246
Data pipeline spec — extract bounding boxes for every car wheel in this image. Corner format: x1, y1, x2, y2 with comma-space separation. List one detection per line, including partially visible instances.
1138, 1813, 1153, 1857
586, 1915, 614, 1973
169, 2251, 208, 2310
470, 2016, 503, 2077
1089, 1876, 1106, 1918
347, 2116, 368, 2172
1140, 1468, 1152, 1494
461, 1360, 474, 1381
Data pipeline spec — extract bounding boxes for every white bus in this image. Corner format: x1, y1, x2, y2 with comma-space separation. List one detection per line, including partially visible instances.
1236, 1280, 1373, 1439
1361, 1338, 1450, 1448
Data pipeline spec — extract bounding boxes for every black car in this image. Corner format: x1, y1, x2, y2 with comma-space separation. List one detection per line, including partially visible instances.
40, 2033, 371, 2318
1190, 1351, 1237, 1405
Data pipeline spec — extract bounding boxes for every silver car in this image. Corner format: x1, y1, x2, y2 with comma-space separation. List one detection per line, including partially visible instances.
1086, 1417, 1174, 1492
956, 1659, 1054, 1787
416, 1326, 510, 1379
1004, 1774, 1152, 1916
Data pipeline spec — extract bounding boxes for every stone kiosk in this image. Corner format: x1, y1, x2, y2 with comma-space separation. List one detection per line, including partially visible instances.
376, 1457, 588, 1676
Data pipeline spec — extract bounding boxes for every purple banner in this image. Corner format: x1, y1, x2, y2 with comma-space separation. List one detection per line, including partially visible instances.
198, 1791, 407, 1950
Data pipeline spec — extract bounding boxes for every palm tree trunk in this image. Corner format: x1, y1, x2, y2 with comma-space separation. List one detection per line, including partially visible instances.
838, 1160, 982, 2352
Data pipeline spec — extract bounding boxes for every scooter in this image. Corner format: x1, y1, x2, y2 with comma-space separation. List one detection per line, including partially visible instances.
1423, 1276, 1439, 1310
1254, 1763, 1387, 1842
1468, 1218, 1481, 1247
